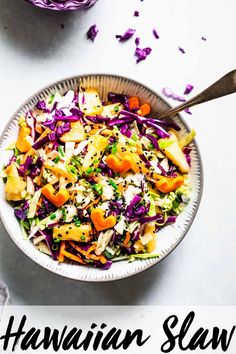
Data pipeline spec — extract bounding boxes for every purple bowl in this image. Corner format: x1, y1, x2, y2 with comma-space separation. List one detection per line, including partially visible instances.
26, 0, 98, 11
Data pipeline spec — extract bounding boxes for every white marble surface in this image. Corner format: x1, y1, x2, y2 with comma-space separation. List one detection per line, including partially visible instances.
0, 0, 236, 305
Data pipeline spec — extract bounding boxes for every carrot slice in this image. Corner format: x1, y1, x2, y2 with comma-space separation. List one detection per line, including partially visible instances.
89, 129, 100, 135
69, 242, 107, 264
128, 96, 140, 110
36, 196, 43, 211
123, 232, 131, 247
61, 249, 85, 264
139, 103, 151, 116
58, 241, 66, 263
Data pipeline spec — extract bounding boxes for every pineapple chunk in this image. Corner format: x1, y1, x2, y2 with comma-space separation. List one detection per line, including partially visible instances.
159, 130, 190, 173
5, 163, 26, 201
82, 135, 108, 172
134, 240, 145, 253
145, 223, 157, 253
102, 103, 123, 118
60, 121, 84, 143
134, 222, 156, 253
79, 88, 103, 116
179, 129, 196, 149
53, 223, 92, 242
16, 119, 32, 153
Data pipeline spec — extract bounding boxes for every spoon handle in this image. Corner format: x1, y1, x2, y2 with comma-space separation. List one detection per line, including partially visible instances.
159, 69, 236, 119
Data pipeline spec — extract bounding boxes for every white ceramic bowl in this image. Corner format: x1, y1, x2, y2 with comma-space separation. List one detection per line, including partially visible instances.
0, 74, 203, 282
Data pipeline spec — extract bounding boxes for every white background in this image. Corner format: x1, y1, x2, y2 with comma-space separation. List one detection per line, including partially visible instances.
0, 0, 236, 305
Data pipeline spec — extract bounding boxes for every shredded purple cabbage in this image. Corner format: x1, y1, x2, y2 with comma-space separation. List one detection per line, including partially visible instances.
131, 228, 140, 242
143, 134, 159, 150
178, 47, 186, 54
39, 230, 59, 261
140, 213, 164, 224
125, 195, 150, 221
116, 28, 136, 42
70, 107, 83, 118
14, 208, 27, 220
98, 161, 114, 178
153, 28, 159, 39
139, 154, 152, 167
36, 100, 47, 111
135, 47, 152, 63
120, 124, 132, 138
95, 260, 112, 270
18, 156, 33, 177
184, 108, 192, 115
108, 117, 134, 127
32, 135, 50, 150
162, 88, 186, 103
107, 92, 130, 111
184, 84, 194, 95
54, 115, 80, 122
165, 216, 177, 224
87, 24, 99, 41
86, 115, 110, 124
183, 146, 192, 166
117, 110, 170, 137
135, 37, 140, 46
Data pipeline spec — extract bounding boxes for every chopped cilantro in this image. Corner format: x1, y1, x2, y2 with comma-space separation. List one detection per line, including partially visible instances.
108, 179, 118, 190
48, 94, 55, 104
73, 216, 81, 227
111, 142, 118, 155
67, 165, 77, 175
50, 213, 56, 220
114, 105, 120, 113
71, 156, 81, 168
54, 156, 60, 164
86, 167, 94, 175
14, 147, 21, 157
58, 146, 65, 157
52, 244, 59, 251
131, 134, 138, 142
92, 183, 103, 195
61, 207, 67, 221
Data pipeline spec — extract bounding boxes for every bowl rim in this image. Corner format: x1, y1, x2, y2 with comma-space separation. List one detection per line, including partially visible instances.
0, 73, 204, 282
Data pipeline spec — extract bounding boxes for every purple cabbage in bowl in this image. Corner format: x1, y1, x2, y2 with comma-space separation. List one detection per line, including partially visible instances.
26, 0, 98, 11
